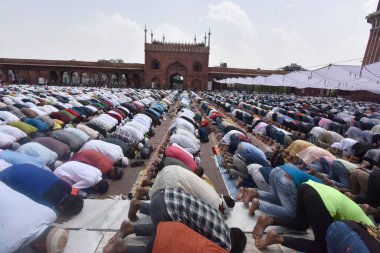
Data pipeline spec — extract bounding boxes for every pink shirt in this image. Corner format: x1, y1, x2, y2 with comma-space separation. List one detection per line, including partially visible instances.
165, 145, 197, 171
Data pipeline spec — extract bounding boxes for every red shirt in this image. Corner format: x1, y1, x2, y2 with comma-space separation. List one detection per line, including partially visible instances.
65, 108, 81, 118
165, 145, 197, 171
106, 112, 122, 122
237, 133, 251, 143
209, 113, 226, 120
70, 150, 114, 174
50, 112, 71, 123
113, 109, 127, 118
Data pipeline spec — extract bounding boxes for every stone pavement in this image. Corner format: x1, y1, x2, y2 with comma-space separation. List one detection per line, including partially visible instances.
17, 200, 310, 252
97, 103, 179, 199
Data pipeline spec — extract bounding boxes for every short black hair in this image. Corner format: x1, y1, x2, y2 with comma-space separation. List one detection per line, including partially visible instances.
126, 148, 136, 159
94, 179, 109, 194
58, 195, 84, 216
230, 227, 247, 253
223, 195, 235, 208
194, 166, 204, 177
113, 167, 124, 180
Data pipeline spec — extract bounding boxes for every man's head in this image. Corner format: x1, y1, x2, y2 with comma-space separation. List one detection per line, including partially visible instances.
194, 166, 204, 177
223, 195, 235, 208
108, 167, 124, 180
126, 148, 136, 159
93, 179, 109, 194
57, 195, 84, 217
229, 227, 247, 253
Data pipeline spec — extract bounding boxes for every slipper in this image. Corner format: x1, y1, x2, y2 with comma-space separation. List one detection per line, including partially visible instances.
108, 194, 127, 200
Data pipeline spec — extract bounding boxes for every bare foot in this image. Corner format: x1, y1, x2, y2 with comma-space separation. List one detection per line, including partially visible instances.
360, 204, 371, 214
236, 187, 246, 201
344, 192, 356, 201
322, 178, 334, 186
243, 188, 259, 207
128, 199, 141, 222
134, 187, 149, 200
235, 177, 244, 188
104, 234, 127, 253
252, 214, 273, 239
256, 229, 284, 250
140, 178, 152, 187
248, 198, 260, 216
107, 220, 134, 246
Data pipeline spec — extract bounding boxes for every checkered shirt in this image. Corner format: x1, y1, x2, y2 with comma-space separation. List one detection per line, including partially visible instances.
9, 110, 27, 121
164, 188, 231, 250
108, 129, 139, 147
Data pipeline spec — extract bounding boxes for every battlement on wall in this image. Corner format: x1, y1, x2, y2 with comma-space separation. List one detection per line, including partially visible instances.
145, 42, 209, 53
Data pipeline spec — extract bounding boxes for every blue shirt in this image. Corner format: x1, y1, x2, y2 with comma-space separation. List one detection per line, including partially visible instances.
24, 118, 50, 132
239, 142, 269, 167
280, 164, 321, 188
0, 164, 70, 207
0, 149, 45, 168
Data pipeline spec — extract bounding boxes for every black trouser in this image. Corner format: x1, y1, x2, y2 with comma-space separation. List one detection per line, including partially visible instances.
356, 170, 380, 208
272, 184, 334, 253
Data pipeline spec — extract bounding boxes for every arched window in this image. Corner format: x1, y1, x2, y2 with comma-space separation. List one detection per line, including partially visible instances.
193, 62, 202, 72
151, 59, 160, 70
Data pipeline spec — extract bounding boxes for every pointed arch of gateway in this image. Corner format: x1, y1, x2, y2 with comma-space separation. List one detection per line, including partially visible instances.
166, 61, 187, 90
49, 70, 59, 85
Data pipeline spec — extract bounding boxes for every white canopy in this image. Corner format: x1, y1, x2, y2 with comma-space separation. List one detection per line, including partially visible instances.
216, 61, 380, 93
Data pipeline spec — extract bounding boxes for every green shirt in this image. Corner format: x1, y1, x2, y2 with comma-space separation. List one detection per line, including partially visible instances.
305, 180, 374, 226
8, 122, 38, 135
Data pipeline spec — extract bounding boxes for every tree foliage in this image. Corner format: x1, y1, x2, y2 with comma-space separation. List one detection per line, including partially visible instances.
282, 63, 305, 71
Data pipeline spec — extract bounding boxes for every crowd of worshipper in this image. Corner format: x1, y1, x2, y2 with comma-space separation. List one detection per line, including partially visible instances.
3, 85, 380, 253
0, 84, 177, 253
104, 92, 248, 253
192, 90, 380, 253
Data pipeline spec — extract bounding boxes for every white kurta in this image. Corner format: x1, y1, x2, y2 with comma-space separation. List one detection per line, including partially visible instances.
53, 161, 102, 189
119, 125, 144, 141
0, 182, 56, 252
0, 132, 16, 148
80, 140, 123, 163
149, 165, 220, 209
222, 130, 244, 145
170, 134, 200, 155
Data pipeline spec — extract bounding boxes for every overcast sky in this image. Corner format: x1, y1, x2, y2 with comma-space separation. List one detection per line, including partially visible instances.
0, 0, 378, 70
